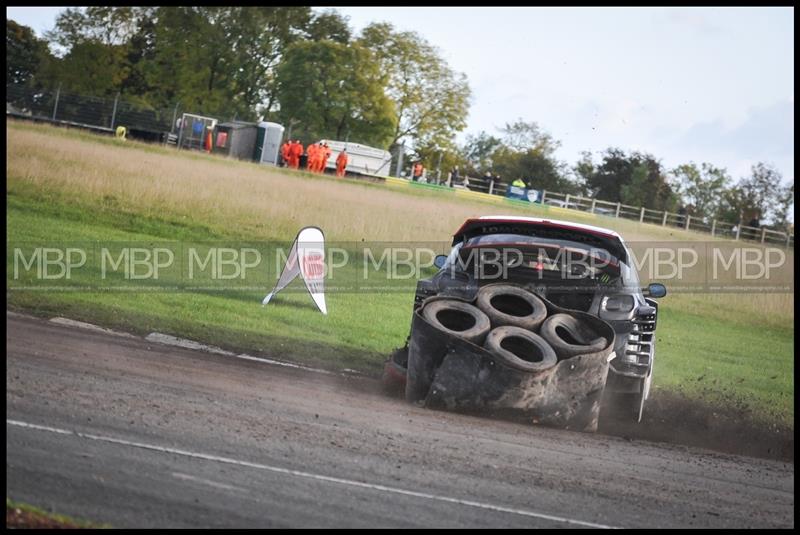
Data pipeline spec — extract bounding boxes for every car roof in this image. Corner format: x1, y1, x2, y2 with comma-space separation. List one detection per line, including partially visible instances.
453, 215, 628, 263
454, 216, 622, 240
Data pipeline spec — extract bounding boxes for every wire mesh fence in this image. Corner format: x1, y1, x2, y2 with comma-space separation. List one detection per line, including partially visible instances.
6, 83, 178, 136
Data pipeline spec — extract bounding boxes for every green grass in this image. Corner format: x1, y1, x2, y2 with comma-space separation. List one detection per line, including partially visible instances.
6, 119, 794, 427
653, 305, 793, 424
6, 498, 110, 528
7, 192, 416, 374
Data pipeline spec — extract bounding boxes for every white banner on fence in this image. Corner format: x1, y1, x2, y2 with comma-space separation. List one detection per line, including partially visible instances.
262, 227, 327, 315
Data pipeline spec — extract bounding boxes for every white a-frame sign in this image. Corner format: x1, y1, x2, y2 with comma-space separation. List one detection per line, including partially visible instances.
262, 227, 327, 315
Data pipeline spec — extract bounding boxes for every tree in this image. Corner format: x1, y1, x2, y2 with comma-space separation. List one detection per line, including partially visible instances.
499, 119, 560, 154
131, 7, 240, 117
41, 7, 310, 118
45, 7, 151, 48
670, 162, 731, 221
42, 7, 158, 99
491, 145, 576, 193
305, 9, 351, 44
275, 40, 396, 147
581, 148, 677, 211
771, 183, 794, 231
412, 137, 462, 181
460, 131, 502, 175
573, 151, 594, 194
477, 120, 575, 192
42, 40, 131, 97
357, 22, 471, 151
739, 163, 783, 222
226, 7, 311, 119
715, 185, 748, 226
7, 19, 52, 86
620, 163, 650, 207
719, 162, 792, 228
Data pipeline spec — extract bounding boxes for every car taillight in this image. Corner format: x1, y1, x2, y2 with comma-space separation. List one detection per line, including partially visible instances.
602, 295, 634, 312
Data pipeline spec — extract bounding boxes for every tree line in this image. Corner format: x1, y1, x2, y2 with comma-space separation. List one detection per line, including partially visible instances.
455, 120, 792, 231
7, 7, 470, 154
6, 8, 793, 232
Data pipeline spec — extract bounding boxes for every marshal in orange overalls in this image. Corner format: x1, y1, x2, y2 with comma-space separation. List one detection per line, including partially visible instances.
335, 150, 348, 177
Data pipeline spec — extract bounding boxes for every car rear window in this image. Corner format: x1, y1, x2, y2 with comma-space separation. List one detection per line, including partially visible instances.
459, 233, 621, 281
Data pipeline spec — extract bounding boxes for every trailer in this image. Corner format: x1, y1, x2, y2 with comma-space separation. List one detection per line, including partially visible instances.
317, 140, 392, 178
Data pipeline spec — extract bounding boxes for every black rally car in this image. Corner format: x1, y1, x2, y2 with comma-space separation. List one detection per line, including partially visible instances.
384, 215, 667, 423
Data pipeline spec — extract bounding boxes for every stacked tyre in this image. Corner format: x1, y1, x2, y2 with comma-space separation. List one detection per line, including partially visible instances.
420, 284, 608, 374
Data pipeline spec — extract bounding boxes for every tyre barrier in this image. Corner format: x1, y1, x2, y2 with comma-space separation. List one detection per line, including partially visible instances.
539, 313, 608, 359
483, 326, 557, 373
405, 288, 615, 432
421, 299, 491, 345
475, 284, 548, 331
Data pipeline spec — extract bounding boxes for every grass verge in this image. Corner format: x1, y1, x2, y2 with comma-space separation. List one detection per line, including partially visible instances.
6, 498, 109, 528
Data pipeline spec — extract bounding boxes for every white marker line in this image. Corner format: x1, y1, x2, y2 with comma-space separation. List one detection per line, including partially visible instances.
171, 472, 243, 492
147, 332, 334, 375
17, 312, 338, 377
234, 353, 333, 375
50, 317, 137, 338
8, 419, 618, 529
145, 333, 236, 356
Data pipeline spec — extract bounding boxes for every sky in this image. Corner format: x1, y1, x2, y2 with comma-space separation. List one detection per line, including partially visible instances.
7, 6, 794, 189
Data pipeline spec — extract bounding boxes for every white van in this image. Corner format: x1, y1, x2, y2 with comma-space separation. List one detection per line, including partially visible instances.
318, 140, 392, 177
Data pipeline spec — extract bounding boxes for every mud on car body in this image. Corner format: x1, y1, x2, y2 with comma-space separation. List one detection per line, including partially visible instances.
384, 216, 667, 424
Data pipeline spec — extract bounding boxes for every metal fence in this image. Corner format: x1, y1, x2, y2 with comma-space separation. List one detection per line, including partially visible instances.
7, 83, 181, 139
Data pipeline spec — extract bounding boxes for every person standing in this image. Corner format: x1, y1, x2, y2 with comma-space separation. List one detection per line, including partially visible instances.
322, 143, 332, 174
287, 140, 296, 168
336, 149, 348, 177
290, 139, 303, 169
306, 142, 317, 171
280, 140, 291, 167
412, 161, 424, 182
313, 142, 325, 172
204, 126, 213, 153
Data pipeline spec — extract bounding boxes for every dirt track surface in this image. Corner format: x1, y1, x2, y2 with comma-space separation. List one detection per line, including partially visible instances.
6, 312, 794, 528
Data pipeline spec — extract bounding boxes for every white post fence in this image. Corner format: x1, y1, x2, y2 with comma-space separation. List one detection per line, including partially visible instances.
51, 83, 61, 121
110, 92, 120, 130
457, 174, 794, 248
